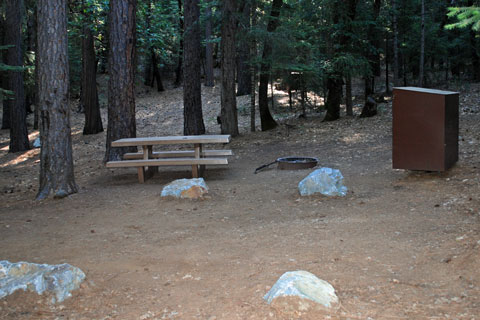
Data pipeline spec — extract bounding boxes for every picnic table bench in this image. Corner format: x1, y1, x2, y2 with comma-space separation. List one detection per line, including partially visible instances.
106, 135, 232, 183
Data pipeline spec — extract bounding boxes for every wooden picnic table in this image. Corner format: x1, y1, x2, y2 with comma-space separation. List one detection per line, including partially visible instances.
106, 135, 232, 183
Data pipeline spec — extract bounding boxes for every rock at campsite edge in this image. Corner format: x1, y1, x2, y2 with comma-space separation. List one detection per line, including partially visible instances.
264, 270, 339, 309
0, 260, 86, 304
161, 178, 208, 199
298, 167, 347, 197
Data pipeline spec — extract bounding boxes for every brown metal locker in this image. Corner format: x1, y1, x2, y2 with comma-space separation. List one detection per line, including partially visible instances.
392, 87, 459, 171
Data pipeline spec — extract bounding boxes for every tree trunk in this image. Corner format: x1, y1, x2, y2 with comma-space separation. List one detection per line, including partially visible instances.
25, 4, 36, 114
364, 0, 381, 99
174, 0, 184, 87
151, 48, 164, 91
104, 0, 137, 162
183, 0, 205, 135
258, 0, 283, 131
204, 0, 214, 87
373, 0, 382, 77
5, 0, 30, 152
385, 33, 390, 94
323, 0, 357, 122
81, 24, 103, 135
250, 1, 257, 132
392, 0, 399, 87
470, 30, 480, 81
346, 76, 353, 116
37, 0, 77, 199
323, 77, 342, 122
236, 2, 251, 96
220, 0, 239, 136
143, 0, 153, 86
1, 13, 10, 130
34, 3, 39, 130
418, 0, 425, 87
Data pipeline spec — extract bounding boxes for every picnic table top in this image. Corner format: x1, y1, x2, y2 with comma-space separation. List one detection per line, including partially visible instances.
111, 135, 231, 147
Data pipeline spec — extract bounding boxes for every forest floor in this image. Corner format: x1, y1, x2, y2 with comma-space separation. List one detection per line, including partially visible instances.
0, 78, 480, 319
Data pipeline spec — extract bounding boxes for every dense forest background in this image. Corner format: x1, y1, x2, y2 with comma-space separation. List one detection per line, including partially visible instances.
1, 0, 479, 199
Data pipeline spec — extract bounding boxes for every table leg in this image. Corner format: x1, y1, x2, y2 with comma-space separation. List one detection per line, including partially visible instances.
192, 143, 203, 178
138, 145, 156, 183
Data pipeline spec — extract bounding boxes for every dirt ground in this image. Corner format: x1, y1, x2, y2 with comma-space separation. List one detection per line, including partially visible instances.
1, 80, 479, 319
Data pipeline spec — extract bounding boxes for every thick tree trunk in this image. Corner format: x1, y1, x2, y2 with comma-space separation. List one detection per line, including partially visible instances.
183, 0, 205, 135
236, 2, 251, 96
37, 0, 77, 199
174, 0, 184, 87
5, 0, 30, 152
104, 0, 137, 162
81, 25, 103, 135
220, 0, 239, 136
418, 0, 425, 87
323, 77, 342, 122
204, 0, 214, 87
258, 0, 283, 131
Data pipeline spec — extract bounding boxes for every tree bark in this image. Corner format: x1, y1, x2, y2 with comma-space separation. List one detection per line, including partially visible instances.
37, 0, 77, 199
104, 0, 137, 162
81, 24, 103, 135
364, 0, 381, 99
150, 48, 164, 91
258, 0, 283, 131
346, 76, 353, 116
1, 11, 10, 130
5, 0, 30, 152
236, 2, 251, 96
220, 0, 239, 136
204, 0, 214, 87
174, 0, 184, 87
183, 0, 205, 135
323, 77, 343, 121
418, 0, 425, 87
323, 0, 357, 122
250, 1, 257, 132
392, 0, 399, 87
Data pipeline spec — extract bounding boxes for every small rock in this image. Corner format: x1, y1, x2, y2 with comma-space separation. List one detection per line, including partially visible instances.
161, 178, 208, 199
264, 270, 339, 309
298, 168, 347, 197
33, 138, 41, 148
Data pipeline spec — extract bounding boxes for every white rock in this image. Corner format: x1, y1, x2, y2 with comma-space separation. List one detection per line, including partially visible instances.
264, 270, 338, 308
298, 168, 347, 197
161, 178, 208, 199
0, 260, 85, 303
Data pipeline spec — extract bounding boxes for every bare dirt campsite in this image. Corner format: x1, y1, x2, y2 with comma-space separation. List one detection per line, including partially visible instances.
1, 82, 480, 319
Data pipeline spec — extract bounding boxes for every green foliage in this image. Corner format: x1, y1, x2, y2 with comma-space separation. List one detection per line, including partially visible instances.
446, 6, 480, 31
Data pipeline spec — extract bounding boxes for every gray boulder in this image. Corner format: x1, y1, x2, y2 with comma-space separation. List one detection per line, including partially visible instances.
0, 260, 85, 303
298, 167, 347, 197
264, 270, 338, 309
161, 178, 208, 199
